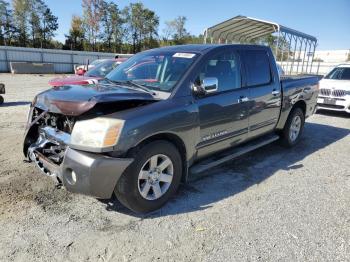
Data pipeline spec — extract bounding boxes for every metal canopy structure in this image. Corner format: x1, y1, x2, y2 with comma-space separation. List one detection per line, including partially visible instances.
204, 16, 318, 75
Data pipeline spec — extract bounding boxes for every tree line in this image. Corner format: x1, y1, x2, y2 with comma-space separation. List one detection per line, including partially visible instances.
0, 0, 203, 53
0, 0, 58, 48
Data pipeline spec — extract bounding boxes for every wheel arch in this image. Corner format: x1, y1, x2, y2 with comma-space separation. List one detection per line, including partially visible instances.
276, 99, 307, 130
293, 100, 307, 116
126, 132, 189, 182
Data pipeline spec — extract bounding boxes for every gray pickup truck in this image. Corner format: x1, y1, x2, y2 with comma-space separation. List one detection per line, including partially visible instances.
24, 44, 319, 213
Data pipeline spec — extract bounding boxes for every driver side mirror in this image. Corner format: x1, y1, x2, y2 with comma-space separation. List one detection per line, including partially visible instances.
192, 77, 218, 96
202, 77, 218, 93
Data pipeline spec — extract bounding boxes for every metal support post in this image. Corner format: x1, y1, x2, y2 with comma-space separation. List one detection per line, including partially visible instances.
296, 37, 303, 74
301, 39, 308, 73
289, 35, 298, 75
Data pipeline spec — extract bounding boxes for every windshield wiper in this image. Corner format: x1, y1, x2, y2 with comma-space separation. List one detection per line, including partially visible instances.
105, 78, 156, 95
125, 80, 156, 95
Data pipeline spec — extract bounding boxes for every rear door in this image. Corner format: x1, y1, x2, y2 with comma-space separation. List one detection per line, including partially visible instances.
194, 48, 250, 159
242, 49, 281, 138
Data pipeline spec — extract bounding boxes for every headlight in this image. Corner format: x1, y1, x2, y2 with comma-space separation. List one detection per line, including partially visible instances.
70, 117, 124, 149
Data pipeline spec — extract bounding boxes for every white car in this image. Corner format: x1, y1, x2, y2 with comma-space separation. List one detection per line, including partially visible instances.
317, 64, 350, 113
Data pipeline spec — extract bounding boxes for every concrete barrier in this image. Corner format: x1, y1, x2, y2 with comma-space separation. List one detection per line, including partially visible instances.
10, 62, 55, 74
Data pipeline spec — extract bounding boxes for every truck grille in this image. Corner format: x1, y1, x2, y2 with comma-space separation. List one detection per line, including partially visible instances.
320, 88, 347, 97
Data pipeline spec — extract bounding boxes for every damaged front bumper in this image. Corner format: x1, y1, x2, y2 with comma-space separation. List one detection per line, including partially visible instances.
27, 126, 133, 199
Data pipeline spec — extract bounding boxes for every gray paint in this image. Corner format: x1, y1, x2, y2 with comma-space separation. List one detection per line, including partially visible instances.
61, 148, 133, 198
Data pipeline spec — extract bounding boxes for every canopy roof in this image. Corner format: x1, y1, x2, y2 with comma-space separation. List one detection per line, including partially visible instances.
204, 15, 317, 43
204, 15, 319, 75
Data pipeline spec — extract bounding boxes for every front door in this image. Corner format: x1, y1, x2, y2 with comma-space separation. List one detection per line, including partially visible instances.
193, 49, 250, 159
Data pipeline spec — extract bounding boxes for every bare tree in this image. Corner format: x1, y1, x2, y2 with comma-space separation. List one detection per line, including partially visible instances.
163, 16, 190, 44
82, 0, 103, 51
162, 20, 175, 43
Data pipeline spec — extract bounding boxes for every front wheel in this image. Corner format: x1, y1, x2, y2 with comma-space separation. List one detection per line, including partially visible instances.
280, 107, 305, 147
114, 140, 182, 213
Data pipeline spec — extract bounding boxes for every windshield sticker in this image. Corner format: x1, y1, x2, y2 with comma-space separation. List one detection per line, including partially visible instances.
173, 53, 196, 59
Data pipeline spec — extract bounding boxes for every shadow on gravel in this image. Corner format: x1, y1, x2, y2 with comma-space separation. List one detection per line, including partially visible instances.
0, 101, 31, 107
101, 122, 350, 217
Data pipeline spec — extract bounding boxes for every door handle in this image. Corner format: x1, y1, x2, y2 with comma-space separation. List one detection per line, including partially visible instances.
272, 90, 280, 96
238, 96, 249, 103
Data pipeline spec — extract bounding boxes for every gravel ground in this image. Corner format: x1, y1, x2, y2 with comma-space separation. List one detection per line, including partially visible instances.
0, 73, 349, 262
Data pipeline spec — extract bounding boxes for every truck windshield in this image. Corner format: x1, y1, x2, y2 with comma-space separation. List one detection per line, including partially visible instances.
105, 51, 197, 92
325, 67, 350, 80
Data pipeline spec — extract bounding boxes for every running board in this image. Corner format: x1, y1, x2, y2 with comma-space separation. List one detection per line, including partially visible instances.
190, 134, 280, 175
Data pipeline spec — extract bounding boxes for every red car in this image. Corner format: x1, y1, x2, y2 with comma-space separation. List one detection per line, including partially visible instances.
75, 59, 108, 75
49, 58, 127, 87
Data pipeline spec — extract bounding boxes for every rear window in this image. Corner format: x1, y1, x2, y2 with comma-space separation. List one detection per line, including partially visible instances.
245, 50, 271, 86
325, 67, 350, 80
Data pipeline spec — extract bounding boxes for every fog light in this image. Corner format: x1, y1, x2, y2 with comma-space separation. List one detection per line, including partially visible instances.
66, 168, 77, 185
71, 171, 77, 184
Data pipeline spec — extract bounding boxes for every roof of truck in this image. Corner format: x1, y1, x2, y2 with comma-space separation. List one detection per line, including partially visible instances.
151, 44, 217, 53
149, 44, 269, 54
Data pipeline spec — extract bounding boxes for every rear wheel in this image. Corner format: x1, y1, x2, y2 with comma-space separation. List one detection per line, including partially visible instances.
114, 140, 182, 213
280, 107, 305, 147
0, 95, 3, 105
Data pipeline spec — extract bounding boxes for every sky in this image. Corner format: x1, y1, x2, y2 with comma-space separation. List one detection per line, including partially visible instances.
45, 0, 350, 50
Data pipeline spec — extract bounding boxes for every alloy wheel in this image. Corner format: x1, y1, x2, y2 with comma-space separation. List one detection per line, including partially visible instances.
137, 154, 174, 200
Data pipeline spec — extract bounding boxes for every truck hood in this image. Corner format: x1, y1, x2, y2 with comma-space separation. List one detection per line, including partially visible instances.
34, 83, 157, 116
320, 79, 350, 91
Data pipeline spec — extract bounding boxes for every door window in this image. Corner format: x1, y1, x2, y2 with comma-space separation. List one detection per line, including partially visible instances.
244, 50, 272, 86
195, 51, 241, 92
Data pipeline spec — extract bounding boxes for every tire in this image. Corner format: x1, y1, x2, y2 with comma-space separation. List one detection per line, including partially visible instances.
114, 140, 182, 213
280, 107, 305, 147
0, 96, 3, 105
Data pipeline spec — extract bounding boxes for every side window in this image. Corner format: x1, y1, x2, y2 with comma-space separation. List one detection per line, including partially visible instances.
195, 50, 241, 92
245, 50, 271, 86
